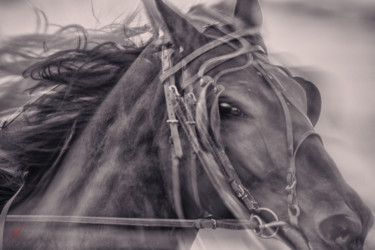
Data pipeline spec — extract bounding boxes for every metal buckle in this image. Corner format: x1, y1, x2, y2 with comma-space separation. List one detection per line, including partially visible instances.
166, 119, 179, 124
168, 86, 180, 97
236, 184, 245, 198
251, 214, 264, 236
186, 92, 197, 104
251, 207, 286, 239
285, 178, 297, 191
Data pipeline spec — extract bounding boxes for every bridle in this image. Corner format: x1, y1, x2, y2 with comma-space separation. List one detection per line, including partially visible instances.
0, 27, 321, 249
159, 26, 322, 245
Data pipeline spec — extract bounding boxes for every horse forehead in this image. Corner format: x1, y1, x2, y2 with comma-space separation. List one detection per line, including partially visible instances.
219, 64, 304, 95
217, 68, 263, 96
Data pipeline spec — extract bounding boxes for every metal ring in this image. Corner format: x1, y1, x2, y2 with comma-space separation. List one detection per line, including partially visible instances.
255, 207, 282, 239
288, 204, 300, 217
257, 207, 279, 223
250, 214, 264, 236
258, 224, 281, 239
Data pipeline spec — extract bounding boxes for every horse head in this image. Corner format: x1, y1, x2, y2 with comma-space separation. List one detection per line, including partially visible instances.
0, 0, 373, 249
153, 0, 373, 249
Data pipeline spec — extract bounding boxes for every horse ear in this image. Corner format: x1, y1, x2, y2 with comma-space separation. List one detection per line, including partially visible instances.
154, 0, 207, 53
293, 77, 321, 126
234, 0, 263, 27
142, 0, 163, 36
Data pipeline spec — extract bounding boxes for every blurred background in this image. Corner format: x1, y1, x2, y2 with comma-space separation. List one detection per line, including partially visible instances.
1, 0, 374, 249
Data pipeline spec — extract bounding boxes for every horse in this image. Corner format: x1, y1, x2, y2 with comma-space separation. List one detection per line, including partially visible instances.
0, 0, 373, 249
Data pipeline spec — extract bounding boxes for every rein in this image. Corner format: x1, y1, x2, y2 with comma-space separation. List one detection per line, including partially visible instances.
2, 214, 284, 231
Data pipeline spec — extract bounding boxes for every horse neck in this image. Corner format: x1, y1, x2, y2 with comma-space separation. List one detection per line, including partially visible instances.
13, 43, 175, 219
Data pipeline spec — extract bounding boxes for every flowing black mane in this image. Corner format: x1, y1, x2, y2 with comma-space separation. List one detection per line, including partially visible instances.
0, 22, 155, 208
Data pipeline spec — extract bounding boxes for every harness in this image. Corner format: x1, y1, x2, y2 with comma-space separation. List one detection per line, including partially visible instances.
159, 26, 321, 246
0, 27, 321, 249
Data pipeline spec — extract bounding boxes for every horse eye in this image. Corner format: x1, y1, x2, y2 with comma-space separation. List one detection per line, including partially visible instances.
219, 102, 243, 117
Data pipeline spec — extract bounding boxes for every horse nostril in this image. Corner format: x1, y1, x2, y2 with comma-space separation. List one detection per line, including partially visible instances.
318, 214, 363, 247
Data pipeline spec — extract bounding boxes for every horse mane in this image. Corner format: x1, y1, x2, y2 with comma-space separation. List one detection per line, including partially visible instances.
0, 18, 156, 207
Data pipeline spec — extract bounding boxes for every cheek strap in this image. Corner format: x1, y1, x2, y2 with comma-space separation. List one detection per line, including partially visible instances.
253, 61, 322, 228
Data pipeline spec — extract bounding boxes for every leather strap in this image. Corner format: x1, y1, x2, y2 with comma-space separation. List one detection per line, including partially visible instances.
173, 98, 251, 217
162, 47, 183, 159
254, 61, 301, 226
160, 32, 265, 216
253, 62, 322, 227
160, 28, 261, 83
181, 45, 263, 90
162, 47, 184, 219
182, 79, 202, 210
2, 214, 266, 230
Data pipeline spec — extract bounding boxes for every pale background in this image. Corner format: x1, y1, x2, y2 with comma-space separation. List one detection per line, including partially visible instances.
0, 0, 374, 249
